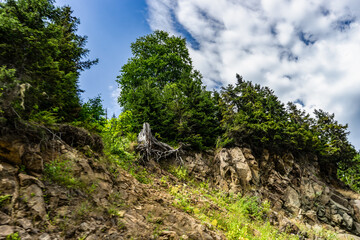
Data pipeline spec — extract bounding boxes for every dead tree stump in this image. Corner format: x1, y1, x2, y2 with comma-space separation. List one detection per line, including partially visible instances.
136, 122, 183, 164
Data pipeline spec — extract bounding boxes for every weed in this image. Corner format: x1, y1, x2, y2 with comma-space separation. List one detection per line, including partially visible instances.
76, 200, 92, 218
0, 195, 12, 207
169, 166, 188, 181
44, 158, 83, 189
6, 232, 20, 240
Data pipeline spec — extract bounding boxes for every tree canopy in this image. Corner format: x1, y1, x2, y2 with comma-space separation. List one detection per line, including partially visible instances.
218, 74, 356, 170
117, 30, 219, 149
0, 0, 97, 123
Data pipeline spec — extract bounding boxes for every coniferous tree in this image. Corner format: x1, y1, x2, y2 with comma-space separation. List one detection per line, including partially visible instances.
0, 0, 97, 122
117, 31, 219, 148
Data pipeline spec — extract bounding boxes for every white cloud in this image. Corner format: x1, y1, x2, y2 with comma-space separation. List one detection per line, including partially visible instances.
146, 0, 360, 149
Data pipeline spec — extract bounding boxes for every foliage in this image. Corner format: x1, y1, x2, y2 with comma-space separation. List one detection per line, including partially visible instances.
44, 158, 84, 189
338, 153, 360, 192
0, 194, 12, 207
101, 112, 151, 184
168, 166, 188, 181
117, 30, 220, 149
218, 74, 356, 169
168, 181, 299, 240
6, 232, 20, 240
0, 0, 97, 122
73, 95, 106, 132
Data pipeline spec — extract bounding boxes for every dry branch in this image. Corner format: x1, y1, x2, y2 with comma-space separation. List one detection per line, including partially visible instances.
136, 122, 183, 164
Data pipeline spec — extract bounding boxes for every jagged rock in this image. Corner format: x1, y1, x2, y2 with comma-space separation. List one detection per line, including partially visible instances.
0, 212, 11, 225
23, 152, 43, 173
332, 193, 350, 209
22, 184, 46, 220
0, 139, 25, 165
0, 162, 17, 195
343, 213, 354, 231
38, 233, 51, 240
304, 210, 318, 224
352, 200, 360, 222
216, 148, 252, 193
338, 234, 360, 240
0, 225, 14, 239
16, 218, 33, 230
283, 186, 301, 214
18, 173, 44, 188
354, 222, 360, 235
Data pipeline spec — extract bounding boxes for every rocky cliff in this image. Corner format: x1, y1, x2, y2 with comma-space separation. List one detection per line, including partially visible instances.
1, 126, 360, 239
183, 148, 360, 239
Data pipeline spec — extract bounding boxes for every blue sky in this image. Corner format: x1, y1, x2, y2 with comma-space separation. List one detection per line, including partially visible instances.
55, 0, 360, 150
55, 0, 151, 117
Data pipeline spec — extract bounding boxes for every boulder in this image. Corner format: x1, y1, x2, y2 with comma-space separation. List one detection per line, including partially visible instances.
22, 184, 46, 220
0, 162, 17, 195
283, 186, 301, 214
0, 139, 25, 165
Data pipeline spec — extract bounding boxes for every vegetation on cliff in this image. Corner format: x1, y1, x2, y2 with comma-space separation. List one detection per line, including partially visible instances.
1, 1, 360, 239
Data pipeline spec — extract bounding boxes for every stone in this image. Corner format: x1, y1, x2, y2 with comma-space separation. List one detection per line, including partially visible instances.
216, 148, 252, 192
16, 218, 33, 230
331, 199, 350, 213
354, 222, 360, 235
331, 193, 349, 209
332, 214, 343, 225
342, 212, 354, 230
303, 182, 316, 200
18, 173, 44, 188
0, 139, 25, 165
352, 200, 360, 222
0, 225, 14, 239
22, 184, 46, 219
23, 152, 43, 173
0, 162, 17, 195
337, 234, 360, 240
304, 210, 318, 223
0, 212, 11, 225
38, 233, 51, 240
283, 186, 301, 214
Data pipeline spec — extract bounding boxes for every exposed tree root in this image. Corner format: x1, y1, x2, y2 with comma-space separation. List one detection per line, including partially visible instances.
136, 123, 183, 164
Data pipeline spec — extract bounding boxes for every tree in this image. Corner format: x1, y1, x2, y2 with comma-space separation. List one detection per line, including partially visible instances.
117, 31, 219, 148
0, 0, 97, 122
218, 74, 288, 149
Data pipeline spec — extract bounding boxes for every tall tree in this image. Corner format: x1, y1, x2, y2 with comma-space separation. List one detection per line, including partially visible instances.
117, 31, 219, 148
0, 0, 97, 122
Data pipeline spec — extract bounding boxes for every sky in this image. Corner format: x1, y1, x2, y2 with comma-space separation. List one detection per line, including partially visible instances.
55, 0, 360, 150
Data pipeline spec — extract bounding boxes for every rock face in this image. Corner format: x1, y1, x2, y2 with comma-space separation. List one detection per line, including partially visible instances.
0, 133, 224, 240
184, 147, 360, 237
1, 127, 360, 239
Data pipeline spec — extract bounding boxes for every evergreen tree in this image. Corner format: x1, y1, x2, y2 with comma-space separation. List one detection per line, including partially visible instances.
117, 31, 219, 148
0, 0, 97, 122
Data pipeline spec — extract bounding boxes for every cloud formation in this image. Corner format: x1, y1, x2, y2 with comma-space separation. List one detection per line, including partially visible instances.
146, 0, 360, 149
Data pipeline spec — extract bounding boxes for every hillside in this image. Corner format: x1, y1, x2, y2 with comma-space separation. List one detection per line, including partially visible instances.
1, 1, 360, 239
0, 123, 360, 240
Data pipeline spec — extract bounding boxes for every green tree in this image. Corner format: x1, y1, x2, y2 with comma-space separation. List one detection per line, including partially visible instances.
0, 0, 97, 122
218, 74, 288, 149
313, 109, 356, 168
117, 31, 219, 148
338, 153, 360, 192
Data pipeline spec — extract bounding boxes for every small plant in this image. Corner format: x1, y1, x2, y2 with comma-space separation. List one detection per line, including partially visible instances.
0, 195, 12, 207
76, 200, 92, 218
107, 205, 120, 217
44, 158, 84, 189
169, 166, 188, 181
6, 232, 20, 240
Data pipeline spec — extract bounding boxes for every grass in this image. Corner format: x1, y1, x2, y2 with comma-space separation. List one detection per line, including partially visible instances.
44, 158, 84, 189
164, 165, 339, 240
